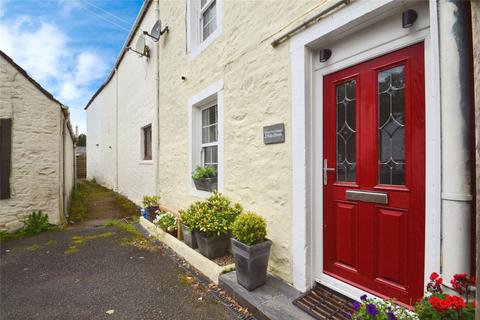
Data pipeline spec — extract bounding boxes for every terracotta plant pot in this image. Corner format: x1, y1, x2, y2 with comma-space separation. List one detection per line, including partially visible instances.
193, 177, 217, 192
195, 231, 229, 259
231, 238, 272, 291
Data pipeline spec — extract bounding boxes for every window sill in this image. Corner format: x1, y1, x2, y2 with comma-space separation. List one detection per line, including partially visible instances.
188, 28, 222, 63
139, 160, 154, 165
189, 187, 213, 199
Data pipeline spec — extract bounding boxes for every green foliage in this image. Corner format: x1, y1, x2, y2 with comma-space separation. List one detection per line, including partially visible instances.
22, 211, 51, 234
115, 194, 140, 216
179, 201, 203, 230
181, 191, 242, 236
154, 212, 178, 232
232, 212, 267, 245
415, 295, 475, 320
192, 166, 217, 181
77, 134, 86, 146
142, 195, 160, 208
70, 188, 88, 223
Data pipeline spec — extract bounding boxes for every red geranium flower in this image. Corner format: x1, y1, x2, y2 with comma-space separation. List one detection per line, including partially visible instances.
430, 272, 439, 281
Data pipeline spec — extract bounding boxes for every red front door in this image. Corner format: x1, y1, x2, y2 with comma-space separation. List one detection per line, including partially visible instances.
323, 43, 425, 306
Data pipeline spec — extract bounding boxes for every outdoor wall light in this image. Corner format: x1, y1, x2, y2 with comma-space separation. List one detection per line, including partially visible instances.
319, 49, 332, 62
402, 9, 417, 28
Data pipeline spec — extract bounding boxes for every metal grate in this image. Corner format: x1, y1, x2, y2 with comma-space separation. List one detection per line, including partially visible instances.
293, 283, 355, 320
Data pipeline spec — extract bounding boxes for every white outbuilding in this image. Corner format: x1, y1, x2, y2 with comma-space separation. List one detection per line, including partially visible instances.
0, 50, 76, 232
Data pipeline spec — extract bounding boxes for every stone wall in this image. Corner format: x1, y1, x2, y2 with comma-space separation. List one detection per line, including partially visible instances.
155, 0, 325, 283
0, 54, 74, 231
86, 4, 158, 204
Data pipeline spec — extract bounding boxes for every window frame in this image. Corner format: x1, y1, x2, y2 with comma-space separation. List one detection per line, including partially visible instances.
200, 103, 218, 169
141, 124, 153, 162
187, 0, 222, 62
188, 80, 224, 197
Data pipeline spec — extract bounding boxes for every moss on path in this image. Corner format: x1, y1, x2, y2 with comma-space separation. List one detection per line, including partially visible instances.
69, 180, 139, 223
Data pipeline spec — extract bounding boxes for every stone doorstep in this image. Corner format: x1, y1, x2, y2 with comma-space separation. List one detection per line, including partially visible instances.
219, 271, 316, 320
138, 217, 235, 284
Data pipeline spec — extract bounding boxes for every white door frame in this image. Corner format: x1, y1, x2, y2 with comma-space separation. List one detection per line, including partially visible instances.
290, 0, 441, 300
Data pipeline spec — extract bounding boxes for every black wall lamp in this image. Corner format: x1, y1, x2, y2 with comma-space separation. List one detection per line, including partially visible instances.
319, 49, 332, 62
402, 9, 417, 28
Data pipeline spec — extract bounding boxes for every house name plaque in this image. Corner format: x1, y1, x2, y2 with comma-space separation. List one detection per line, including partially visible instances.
263, 123, 285, 145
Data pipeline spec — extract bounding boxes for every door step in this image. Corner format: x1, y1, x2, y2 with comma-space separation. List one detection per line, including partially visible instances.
293, 283, 355, 320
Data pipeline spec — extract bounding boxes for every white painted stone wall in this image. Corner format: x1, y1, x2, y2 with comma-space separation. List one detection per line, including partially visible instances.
0, 54, 75, 231
156, 0, 323, 283
86, 0, 331, 283
87, 5, 158, 205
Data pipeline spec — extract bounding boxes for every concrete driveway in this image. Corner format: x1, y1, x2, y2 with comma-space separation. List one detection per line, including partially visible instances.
0, 223, 242, 320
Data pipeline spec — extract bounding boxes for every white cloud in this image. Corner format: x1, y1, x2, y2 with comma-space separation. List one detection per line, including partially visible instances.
0, 15, 108, 135
57, 0, 83, 15
74, 52, 108, 85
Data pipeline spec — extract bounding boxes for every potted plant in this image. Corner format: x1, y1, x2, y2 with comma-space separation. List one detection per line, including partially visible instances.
414, 272, 476, 320
142, 195, 160, 221
179, 203, 201, 249
231, 212, 271, 291
153, 211, 178, 237
192, 166, 217, 192
194, 191, 242, 259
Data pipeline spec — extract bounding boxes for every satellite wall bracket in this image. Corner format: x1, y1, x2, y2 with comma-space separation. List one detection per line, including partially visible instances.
126, 46, 150, 58
143, 20, 169, 42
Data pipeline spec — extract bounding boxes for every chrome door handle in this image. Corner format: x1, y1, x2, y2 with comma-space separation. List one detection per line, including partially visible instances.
323, 159, 335, 185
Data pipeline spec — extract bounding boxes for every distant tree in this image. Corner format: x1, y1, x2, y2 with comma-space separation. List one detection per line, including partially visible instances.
77, 134, 86, 147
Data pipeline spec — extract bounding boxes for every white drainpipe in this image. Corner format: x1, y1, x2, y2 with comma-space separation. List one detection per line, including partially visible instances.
154, 0, 160, 195
438, 0, 474, 284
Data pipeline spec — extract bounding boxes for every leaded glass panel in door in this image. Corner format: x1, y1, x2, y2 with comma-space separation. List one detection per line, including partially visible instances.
378, 66, 405, 185
336, 80, 356, 182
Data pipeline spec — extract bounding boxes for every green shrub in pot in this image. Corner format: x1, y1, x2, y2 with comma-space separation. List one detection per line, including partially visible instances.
179, 201, 203, 249
232, 212, 267, 245
192, 166, 216, 181
231, 212, 272, 291
194, 191, 243, 259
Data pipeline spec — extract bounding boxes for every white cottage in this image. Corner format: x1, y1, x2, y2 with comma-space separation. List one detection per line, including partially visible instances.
86, 0, 478, 309
0, 51, 76, 232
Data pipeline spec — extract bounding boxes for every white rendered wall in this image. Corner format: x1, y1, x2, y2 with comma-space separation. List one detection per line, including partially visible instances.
0, 55, 75, 230
87, 6, 158, 205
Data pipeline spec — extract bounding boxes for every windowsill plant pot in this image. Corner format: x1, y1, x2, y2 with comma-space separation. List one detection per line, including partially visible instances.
181, 224, 198, 249
195, 231, 229, 259
231, 238, 272, 291
193, 177, 217, 192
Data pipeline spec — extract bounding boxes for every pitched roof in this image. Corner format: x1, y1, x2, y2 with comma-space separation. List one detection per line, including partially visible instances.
84, 0, 153, 110
0, 50, 77, 141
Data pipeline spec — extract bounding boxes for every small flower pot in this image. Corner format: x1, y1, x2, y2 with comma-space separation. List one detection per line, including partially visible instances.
231, 238, 272, 291
193, 177, 217, 192
182, 224, 198, 249
195, 231, 229, 259
146, 206, 159, 221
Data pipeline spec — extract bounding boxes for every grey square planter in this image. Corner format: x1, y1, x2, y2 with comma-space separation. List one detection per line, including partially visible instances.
195, 231, 229, 259
193, 177, 217, 192
231, 238, 272, 291
181, 224, 198, 249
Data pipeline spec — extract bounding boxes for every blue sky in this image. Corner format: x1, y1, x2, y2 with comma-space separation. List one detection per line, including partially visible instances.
0, 0, 144, 134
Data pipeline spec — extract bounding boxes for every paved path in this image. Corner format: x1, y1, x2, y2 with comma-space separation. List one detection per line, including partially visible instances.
0, 224, 239, 320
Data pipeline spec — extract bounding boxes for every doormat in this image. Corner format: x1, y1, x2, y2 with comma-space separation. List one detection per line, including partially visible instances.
292, 283, 356, 320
